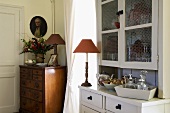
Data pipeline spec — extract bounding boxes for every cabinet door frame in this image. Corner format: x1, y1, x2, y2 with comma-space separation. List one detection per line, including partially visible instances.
97, 0, 121, 67
120, 0, 158, 70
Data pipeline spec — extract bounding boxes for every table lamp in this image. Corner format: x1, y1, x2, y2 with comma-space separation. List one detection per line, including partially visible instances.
73, 39, 100, 87
45, 34, 65, 66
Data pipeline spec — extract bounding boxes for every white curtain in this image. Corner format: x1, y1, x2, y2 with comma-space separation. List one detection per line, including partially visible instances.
63, 0, 77, 113
63, 0, 97, 113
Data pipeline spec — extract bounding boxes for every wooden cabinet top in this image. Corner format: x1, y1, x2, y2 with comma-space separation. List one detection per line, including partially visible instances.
19, 65, 66, 69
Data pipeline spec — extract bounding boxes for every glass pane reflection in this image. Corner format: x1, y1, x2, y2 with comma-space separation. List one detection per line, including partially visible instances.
125, 0, 152, 27
102, 0, 118, 30
102, 32, 118, 61
125, 27, 152, 62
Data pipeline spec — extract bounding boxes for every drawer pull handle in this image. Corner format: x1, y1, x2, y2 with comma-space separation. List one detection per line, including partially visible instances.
35, 83, 39, 88
22, 90, 26, 95
34, 93, 39, 99
115, 104, 121, 110
22, 81, 26, 85
87, 96, 92, 100
34, 76, 38, 79
35, 104, 40, 111
23, 102, 26, 106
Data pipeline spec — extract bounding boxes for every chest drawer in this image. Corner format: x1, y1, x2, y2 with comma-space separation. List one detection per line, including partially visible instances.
21, 97, 42, 113
20, 109, 32, 113
20, 68, 32, 79
21, 88, 42, 102
20, 68, 29, 73
20, 73, 32, 79
33, 74, 43, 81
81, 90, 103, 109
33, 69, 43, 75
21, 79, 42, 90
32, 70, 43, 81
105, 97, 137, 113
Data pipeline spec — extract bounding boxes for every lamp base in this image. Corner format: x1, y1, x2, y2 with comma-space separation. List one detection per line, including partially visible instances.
81, 82, 92, 87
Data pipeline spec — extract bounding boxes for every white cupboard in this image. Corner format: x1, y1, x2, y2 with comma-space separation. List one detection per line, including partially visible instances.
79, 86, 170, 113
97, 0, 158, 70
97, 0, 170, 100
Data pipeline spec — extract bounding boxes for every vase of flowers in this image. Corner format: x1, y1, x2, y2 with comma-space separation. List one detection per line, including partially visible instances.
35, 53, 44, 63
20, 38, 53, 63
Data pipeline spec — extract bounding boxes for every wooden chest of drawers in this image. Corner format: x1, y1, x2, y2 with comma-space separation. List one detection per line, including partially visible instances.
19, 65, 67, 113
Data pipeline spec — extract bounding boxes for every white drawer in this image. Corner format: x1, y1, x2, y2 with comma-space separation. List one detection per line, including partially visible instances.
81, 90, 103, 109
81, 105, 100, 113
106, 97, 137, 113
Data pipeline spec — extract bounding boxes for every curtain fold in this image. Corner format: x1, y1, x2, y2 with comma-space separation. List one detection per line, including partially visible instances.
63, 0, 77, 113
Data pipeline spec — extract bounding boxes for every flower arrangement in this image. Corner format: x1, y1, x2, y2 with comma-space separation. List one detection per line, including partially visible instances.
20, 38, 53, 55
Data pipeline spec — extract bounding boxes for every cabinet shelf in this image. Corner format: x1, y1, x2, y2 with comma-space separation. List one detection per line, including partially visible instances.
101, 0, 115, 5
101, 60, 119, 67
125, 23, 152, 31
102, 29, 118, 34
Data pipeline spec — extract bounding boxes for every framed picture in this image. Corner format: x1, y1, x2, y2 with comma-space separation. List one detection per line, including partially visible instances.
48, 54, 57, 66
30, 16, 47, 38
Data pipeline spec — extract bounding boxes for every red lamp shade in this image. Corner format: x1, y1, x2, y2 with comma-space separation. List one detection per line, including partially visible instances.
73, 39, 100, 53
45, 34, 65, 45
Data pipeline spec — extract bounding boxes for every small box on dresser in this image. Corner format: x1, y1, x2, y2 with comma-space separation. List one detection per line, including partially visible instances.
19, 65, 67, 113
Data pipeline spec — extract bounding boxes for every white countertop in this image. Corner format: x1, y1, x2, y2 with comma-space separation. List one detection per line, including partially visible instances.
79, 85, 170, 107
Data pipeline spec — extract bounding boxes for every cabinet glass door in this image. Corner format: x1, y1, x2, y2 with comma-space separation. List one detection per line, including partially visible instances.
102, 0, 118, 30
125, 0, 152, 27
121, 0, 158, 70
102, 32, 118, 61
101, 0, 119, 67
125, 27, 151, 62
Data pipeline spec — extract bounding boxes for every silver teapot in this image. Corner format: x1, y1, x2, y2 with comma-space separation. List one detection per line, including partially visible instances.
96, 73, 110, 86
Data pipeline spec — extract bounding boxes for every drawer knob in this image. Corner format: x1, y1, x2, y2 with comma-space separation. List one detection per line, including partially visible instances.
22, 81, 26, 85
115, 104, 121, 110
87, 96, 92, 100
35, 104, 40, 111
34, 93, 39, 99
35, 82, 39, 88
23, 102, 26, 106
22, 90, 26, 95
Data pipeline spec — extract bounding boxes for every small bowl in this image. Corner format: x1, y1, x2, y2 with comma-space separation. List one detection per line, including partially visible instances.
25, 62, 36, 66
103, 81, 117, 90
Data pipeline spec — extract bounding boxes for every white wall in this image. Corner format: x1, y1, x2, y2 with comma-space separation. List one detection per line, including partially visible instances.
162, 0, 170, 98
0, 0, 66, 65
55, 0, 66, 66
158, 0, 170, 98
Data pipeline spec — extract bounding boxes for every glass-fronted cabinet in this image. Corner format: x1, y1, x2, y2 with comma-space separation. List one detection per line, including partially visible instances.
98, 0, 158, 70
